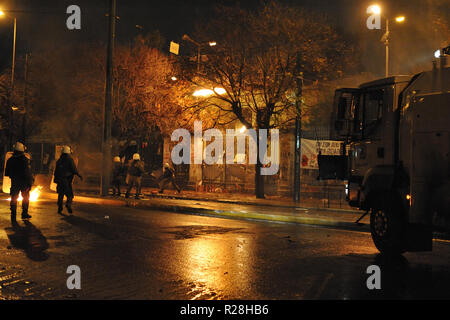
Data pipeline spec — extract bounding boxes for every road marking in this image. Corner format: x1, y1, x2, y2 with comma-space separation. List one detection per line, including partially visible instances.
313, 273, 334, 299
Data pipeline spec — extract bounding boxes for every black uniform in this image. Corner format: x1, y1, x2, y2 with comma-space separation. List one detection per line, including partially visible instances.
112, 162, 126, 196
125, 159, 145, 199
54, 153, 82, 213
158, 166, 181, 193
5, 151, 33, 220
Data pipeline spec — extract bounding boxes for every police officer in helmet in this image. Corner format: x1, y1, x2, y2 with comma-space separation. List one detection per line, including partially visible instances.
5, 142, 33, 222
54, 146, 82, 214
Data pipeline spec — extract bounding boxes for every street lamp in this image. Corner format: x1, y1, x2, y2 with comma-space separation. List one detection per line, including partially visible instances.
0, 9, 17, 149
181, 34, 216, 73
192, 88, 226, 97
368, 5, 405, 77
368, 4, 381, 15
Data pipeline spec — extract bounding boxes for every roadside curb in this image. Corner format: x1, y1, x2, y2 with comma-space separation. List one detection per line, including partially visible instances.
38, 191, 367, 231
72, 188, 359, 214
142, 193, 360, 214
124, 198, 369, 232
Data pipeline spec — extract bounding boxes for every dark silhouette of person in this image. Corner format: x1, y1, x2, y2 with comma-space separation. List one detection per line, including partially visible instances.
111, 156, 126, 196
54, 146, 82, 214
125, 153, 145, 199
158, 163, 181, 193
5, 142, 33, 222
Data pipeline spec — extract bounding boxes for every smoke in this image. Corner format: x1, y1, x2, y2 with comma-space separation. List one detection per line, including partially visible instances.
358, 0, 450, 76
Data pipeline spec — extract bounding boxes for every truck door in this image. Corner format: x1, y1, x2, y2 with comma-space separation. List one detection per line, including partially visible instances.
350, 87, 390, 177
331, 88, 360, 140
319, 88, 359, 180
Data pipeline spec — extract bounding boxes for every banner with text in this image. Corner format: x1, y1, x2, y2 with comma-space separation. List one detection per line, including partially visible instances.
301, 139, 343, 169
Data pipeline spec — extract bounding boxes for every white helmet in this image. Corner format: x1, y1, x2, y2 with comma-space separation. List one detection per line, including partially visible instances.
132, 153, 140, 160
14, 142, 25, 152
62, 146, 71, 154
113, 156, 121, 162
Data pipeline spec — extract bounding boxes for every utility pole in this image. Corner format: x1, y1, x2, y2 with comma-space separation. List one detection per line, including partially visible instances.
101, 0, 116, 196
293, 53, 303, 202
182, 34, 201, 73
384, 18, 389, 77
22, 53, 30, 143
8, 17, 17, 150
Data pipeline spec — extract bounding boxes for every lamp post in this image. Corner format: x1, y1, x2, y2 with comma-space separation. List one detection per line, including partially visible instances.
0, 10, 17, 149
181, 34, 216, 73
101, 0, 116, 196
382, 17, 405, 77
368, 5, 405, 77
293, 53, 303, 203
384, 18, 389, 77
22, 52, 30, 144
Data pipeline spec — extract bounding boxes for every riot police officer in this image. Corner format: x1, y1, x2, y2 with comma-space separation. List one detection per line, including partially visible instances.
158, 163, 181, 194
54, 146, 82, 214
111, 156, 125, 196
125, 153, 145, 199
5, 142, 33, 221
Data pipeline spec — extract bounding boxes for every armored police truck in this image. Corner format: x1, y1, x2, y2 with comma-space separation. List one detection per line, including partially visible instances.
320, 46, 450, 254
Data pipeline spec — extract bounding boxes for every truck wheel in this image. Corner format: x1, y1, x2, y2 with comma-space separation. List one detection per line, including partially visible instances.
370, 198, 405, 255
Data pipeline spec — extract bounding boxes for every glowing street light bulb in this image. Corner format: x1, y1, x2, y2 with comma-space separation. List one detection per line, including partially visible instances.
434, 49, 441, 58
193, 88, 226, 97
395, 16, 405, 23
209, 41, 217, 47
193, 89, 214, 97
213, 87, 226, 95
368, 4, 381, 15
0, 10, 4, 16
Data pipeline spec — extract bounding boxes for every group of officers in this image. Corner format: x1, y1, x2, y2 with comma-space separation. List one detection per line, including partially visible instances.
112, 152, 181, 199
5, 141, 181, 223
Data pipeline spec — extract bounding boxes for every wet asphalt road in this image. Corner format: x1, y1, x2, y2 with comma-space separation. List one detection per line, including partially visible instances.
0, 199, 449, 300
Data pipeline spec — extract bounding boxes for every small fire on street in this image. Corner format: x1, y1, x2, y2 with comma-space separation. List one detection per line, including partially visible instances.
6, 186, 43, 202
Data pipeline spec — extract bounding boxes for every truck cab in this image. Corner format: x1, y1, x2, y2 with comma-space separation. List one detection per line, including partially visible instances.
331, 76, 410, 208
322, 52, 450, 254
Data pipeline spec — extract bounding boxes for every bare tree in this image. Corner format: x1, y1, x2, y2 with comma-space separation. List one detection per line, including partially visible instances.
186, 1, 356, 198
113, 35, 190, 140
6, 35, 189, 153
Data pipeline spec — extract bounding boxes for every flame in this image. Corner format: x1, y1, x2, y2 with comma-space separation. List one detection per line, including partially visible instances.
7, 186, 42, 202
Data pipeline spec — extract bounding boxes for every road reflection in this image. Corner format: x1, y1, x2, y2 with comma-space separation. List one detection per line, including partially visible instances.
181, 231, 255, 299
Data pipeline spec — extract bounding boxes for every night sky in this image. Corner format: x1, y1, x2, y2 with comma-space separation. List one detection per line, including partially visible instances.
0, 0, 448, 76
